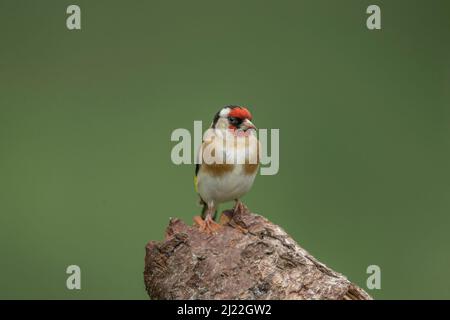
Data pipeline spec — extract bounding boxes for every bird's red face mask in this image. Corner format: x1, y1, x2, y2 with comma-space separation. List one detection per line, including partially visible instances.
227, 107, 256, 135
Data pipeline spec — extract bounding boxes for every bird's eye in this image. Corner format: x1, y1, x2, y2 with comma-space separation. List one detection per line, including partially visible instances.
228, 117, 240, 126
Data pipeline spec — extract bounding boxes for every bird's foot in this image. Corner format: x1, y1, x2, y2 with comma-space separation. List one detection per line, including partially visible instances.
203, 218, 222, 234
193, 216, 222, 234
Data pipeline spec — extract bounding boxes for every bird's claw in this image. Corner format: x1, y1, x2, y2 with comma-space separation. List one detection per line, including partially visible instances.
193, 215, 204, 228
193, 216, 222, 234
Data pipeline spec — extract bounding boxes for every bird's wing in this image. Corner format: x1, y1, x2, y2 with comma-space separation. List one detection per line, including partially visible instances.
194, 163, 200, 193
194, 134, 212, 193
194, 132, 218, 196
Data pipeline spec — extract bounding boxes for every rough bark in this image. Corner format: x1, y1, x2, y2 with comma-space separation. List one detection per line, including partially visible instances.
144, 205, 372, 300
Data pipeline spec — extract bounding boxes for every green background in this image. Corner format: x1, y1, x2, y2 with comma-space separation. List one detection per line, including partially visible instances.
0, 0, 449, 299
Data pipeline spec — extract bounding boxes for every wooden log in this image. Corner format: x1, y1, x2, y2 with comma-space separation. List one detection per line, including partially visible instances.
144, 204, 372, 300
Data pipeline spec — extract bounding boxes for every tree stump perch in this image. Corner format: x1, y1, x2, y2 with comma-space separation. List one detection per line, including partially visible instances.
144, 205, 372, 300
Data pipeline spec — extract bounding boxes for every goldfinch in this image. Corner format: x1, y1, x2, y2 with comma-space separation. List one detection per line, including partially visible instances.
194, 106, 259, 233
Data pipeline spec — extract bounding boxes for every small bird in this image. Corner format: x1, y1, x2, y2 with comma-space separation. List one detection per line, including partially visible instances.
194, 106, 259, 233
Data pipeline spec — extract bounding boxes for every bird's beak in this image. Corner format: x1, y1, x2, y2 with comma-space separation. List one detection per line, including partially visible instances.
242, 119, 256, 131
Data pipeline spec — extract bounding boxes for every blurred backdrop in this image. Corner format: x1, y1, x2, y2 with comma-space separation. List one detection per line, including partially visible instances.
0, 0, 449, 299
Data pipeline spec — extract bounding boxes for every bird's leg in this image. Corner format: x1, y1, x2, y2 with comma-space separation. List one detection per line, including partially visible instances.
194, 202, 221, 234
204, 212, 222, 234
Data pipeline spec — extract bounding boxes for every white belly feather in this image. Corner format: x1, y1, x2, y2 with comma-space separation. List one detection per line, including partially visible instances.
197, 165, 257, 204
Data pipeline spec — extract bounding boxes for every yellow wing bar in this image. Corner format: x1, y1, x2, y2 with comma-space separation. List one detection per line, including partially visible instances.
194, 175, 198, 193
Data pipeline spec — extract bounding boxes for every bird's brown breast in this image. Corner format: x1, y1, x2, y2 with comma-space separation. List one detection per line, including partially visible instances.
244, 163, 259, 175
202, 163, 235, 176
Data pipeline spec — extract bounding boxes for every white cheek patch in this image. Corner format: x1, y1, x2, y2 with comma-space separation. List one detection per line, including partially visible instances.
215, 117, 229, 130
219, 108, 231, 118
